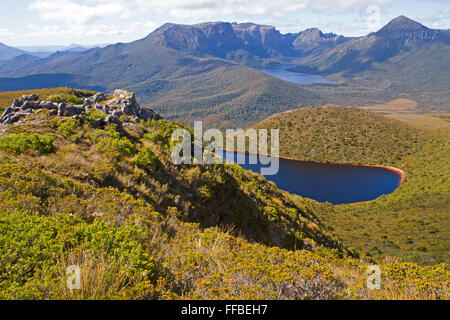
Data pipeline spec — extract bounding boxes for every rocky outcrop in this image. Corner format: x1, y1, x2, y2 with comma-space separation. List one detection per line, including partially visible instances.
0, 89, 161, 126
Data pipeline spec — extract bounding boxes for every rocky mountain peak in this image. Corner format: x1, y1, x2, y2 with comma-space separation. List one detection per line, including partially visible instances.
375, 15, 448, 43
379, 16, 427, 32
375, 15, 429, 36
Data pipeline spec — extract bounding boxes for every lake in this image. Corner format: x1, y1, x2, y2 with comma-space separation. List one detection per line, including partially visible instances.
214, 150, 403, 204
256, 64, 332, 85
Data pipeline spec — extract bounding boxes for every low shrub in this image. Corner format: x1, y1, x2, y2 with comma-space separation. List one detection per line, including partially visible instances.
57, 118, 82, 137
97, 136, 135, 158
133, 147, 161, 171
0, 133, 54, 154
0, 211, 160, 299
47, 94, 83, 105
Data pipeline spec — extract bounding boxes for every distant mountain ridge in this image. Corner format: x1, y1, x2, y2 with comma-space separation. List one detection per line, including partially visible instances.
0, 43, 28, 61
148, 21, 349, 65
294, 15, 450, 74
0, 16, 448, 126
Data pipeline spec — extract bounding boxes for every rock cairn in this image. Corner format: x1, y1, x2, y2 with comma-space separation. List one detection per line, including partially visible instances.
0, 89, 161, 126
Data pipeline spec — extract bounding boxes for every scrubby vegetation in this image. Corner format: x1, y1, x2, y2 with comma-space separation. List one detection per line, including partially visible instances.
254, 106, 449, 265
0, 91, 447, 300
0, 88, 95, 112
252, 106, 422, 165
0, 132, 54, 154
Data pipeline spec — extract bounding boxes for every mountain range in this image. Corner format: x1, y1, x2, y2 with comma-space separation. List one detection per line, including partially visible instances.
0, 16, 448, 127
0, 42, 28, 61
0, 43, 105, 60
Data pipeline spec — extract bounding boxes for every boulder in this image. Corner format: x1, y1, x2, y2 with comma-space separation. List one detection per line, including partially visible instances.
105, 115, 121, 126
13, 99, 21, 107
108, 98, 121, 105
40, 101, 57, 110
83, 97, 94, 106
121, 100, 136, 115
62, 104, 84, 117
111, 110, 122, 117
0, 107, 14, 121
114, 89, 137, 106
102, 105, 110, 114
22, 94, 39, 101
93, 93, 107, 103
20, 100, 36, 110
6, 112, 28, 124
137, 107, 161, 121
57, 103, 66, 116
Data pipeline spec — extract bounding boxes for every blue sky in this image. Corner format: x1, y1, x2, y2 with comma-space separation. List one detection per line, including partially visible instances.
0, 0, 449, 47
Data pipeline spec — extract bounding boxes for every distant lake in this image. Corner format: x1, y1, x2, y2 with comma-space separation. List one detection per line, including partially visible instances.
256, 64, 332, 85
214, 150, 403, 205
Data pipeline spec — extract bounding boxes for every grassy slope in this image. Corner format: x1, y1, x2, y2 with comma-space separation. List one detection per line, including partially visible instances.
0, 89, 447, 299
253, 106, 449, 264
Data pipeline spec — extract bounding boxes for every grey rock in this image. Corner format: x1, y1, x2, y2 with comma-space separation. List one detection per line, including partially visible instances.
105, 115, 120, 124
21, 100, 36, 110
83, 97, 93, 106
49, 109, 57, 116
22, 94, 39, 101
102, 105, 110, 114
57, 103, 66, 116
114, 89, 137, 106
41, 101, 57, 110
95, 103, 102, 110
13, 99, 21, 107
0, 107, 14, 120
109, 98, 120, 104
137, 107, 160, 121
121, 100, 135, 115
122, 122, 136, 130
111, 110, 122, 117
8, 112, 28, 124
93, 93, 107, 103
65, 104, 83, 117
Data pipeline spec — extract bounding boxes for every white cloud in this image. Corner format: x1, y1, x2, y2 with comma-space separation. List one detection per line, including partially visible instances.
134, 0, 397, 19
29, 0, 131, 25
13, 21, 156, 45
0, 28, 15, 39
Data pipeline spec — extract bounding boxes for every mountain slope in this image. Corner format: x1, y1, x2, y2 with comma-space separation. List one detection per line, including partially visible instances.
0, 31, 326, 128
0, 88, 447, 300
0, 42, 29, 61
295, 16, 449, 74
0, 17, 447, 126
252, 106, 449, 264
291, 16, 450, 110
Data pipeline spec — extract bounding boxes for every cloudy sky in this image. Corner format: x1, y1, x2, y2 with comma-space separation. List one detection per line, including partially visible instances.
0, 0, 449, 47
